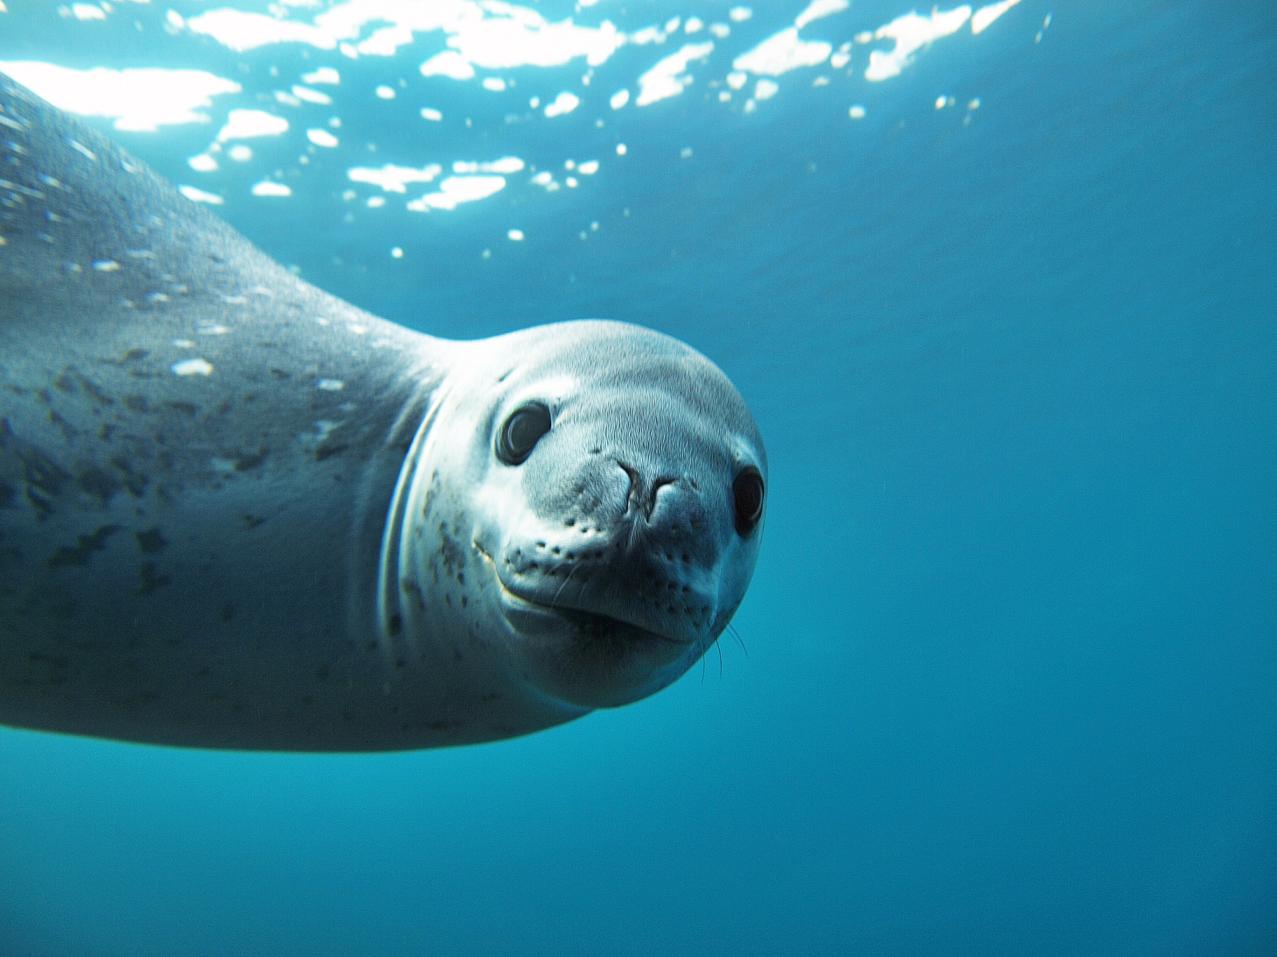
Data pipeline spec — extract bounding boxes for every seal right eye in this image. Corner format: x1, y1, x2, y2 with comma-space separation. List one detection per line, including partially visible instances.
732, 466, 765, 536
497, 402, 552, 465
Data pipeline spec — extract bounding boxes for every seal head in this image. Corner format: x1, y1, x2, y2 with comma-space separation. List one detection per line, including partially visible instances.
391, 321, 766, 714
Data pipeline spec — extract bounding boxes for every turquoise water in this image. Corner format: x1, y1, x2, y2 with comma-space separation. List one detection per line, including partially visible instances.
2, 1, 1275, 953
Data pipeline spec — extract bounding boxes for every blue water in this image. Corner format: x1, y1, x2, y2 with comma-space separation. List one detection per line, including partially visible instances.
2, 1, 1275, 954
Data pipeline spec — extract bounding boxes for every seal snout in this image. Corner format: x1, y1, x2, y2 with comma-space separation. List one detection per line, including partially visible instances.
497, 461, 721, 649
604, 458, 716, 577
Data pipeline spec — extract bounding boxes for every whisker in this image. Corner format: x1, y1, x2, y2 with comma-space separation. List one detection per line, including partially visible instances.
549, 562, 580, 609
728, 623, 748, 658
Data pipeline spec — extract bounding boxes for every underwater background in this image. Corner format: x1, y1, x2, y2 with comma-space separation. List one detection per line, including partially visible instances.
1, 1, 1274, 954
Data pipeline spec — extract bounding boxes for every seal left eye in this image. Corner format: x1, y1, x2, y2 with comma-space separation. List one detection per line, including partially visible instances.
497, 402, 552, 465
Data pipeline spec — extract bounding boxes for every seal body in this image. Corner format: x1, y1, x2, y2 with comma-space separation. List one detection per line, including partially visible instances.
0, 75, 766, 750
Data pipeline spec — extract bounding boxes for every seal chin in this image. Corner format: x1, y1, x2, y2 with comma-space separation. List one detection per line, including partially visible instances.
492, 576, 700, 709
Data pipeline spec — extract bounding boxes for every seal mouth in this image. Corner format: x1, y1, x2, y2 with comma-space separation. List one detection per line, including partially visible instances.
498, 578, 696, 648
552, 607, 694, 647
471, 531, 713, 709
474, 539, 694, 647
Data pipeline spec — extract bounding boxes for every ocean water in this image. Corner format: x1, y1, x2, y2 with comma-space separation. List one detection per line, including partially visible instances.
1, 1, 1275, 954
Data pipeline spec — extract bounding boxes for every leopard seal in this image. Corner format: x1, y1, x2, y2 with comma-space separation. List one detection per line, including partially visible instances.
0, 74, 766, 750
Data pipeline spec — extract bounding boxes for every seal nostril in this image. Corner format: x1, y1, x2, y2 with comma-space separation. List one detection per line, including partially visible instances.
618, 460, 680, 522
617, 461, 642, 517
645, 476, 677, 521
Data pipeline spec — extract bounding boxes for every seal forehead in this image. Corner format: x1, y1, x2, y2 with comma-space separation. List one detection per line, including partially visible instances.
493, 320, 763, 459
510, 372, 578, 404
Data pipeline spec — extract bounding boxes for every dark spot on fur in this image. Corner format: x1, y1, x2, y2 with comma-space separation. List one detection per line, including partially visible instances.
219, 602, 236, 622
269, 368, 290, 380
139, 561, 170, 594
387, 612, 402, 636
78, 466, 120, 505
315, 443, 347, 461
76, 374, 113, 407
124, 394, 150, 412
401, 578, 425, 609
48, 409, 78, 440
439, 523, 465, 578
110, 456, 148, 497
136, 527, 167, 553
105, 348, 149, 366
3, 420, 71, 506
27, 488, 54, 519
233, 448, 267, 472
164, 400, 198, 417
242, 513, 265, 529
49, 524, 121, 568
0, 480, 13, 508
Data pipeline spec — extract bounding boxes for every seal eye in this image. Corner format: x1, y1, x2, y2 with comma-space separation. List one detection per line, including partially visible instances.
732, 466, 765, 536
497, 402, 552, 465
